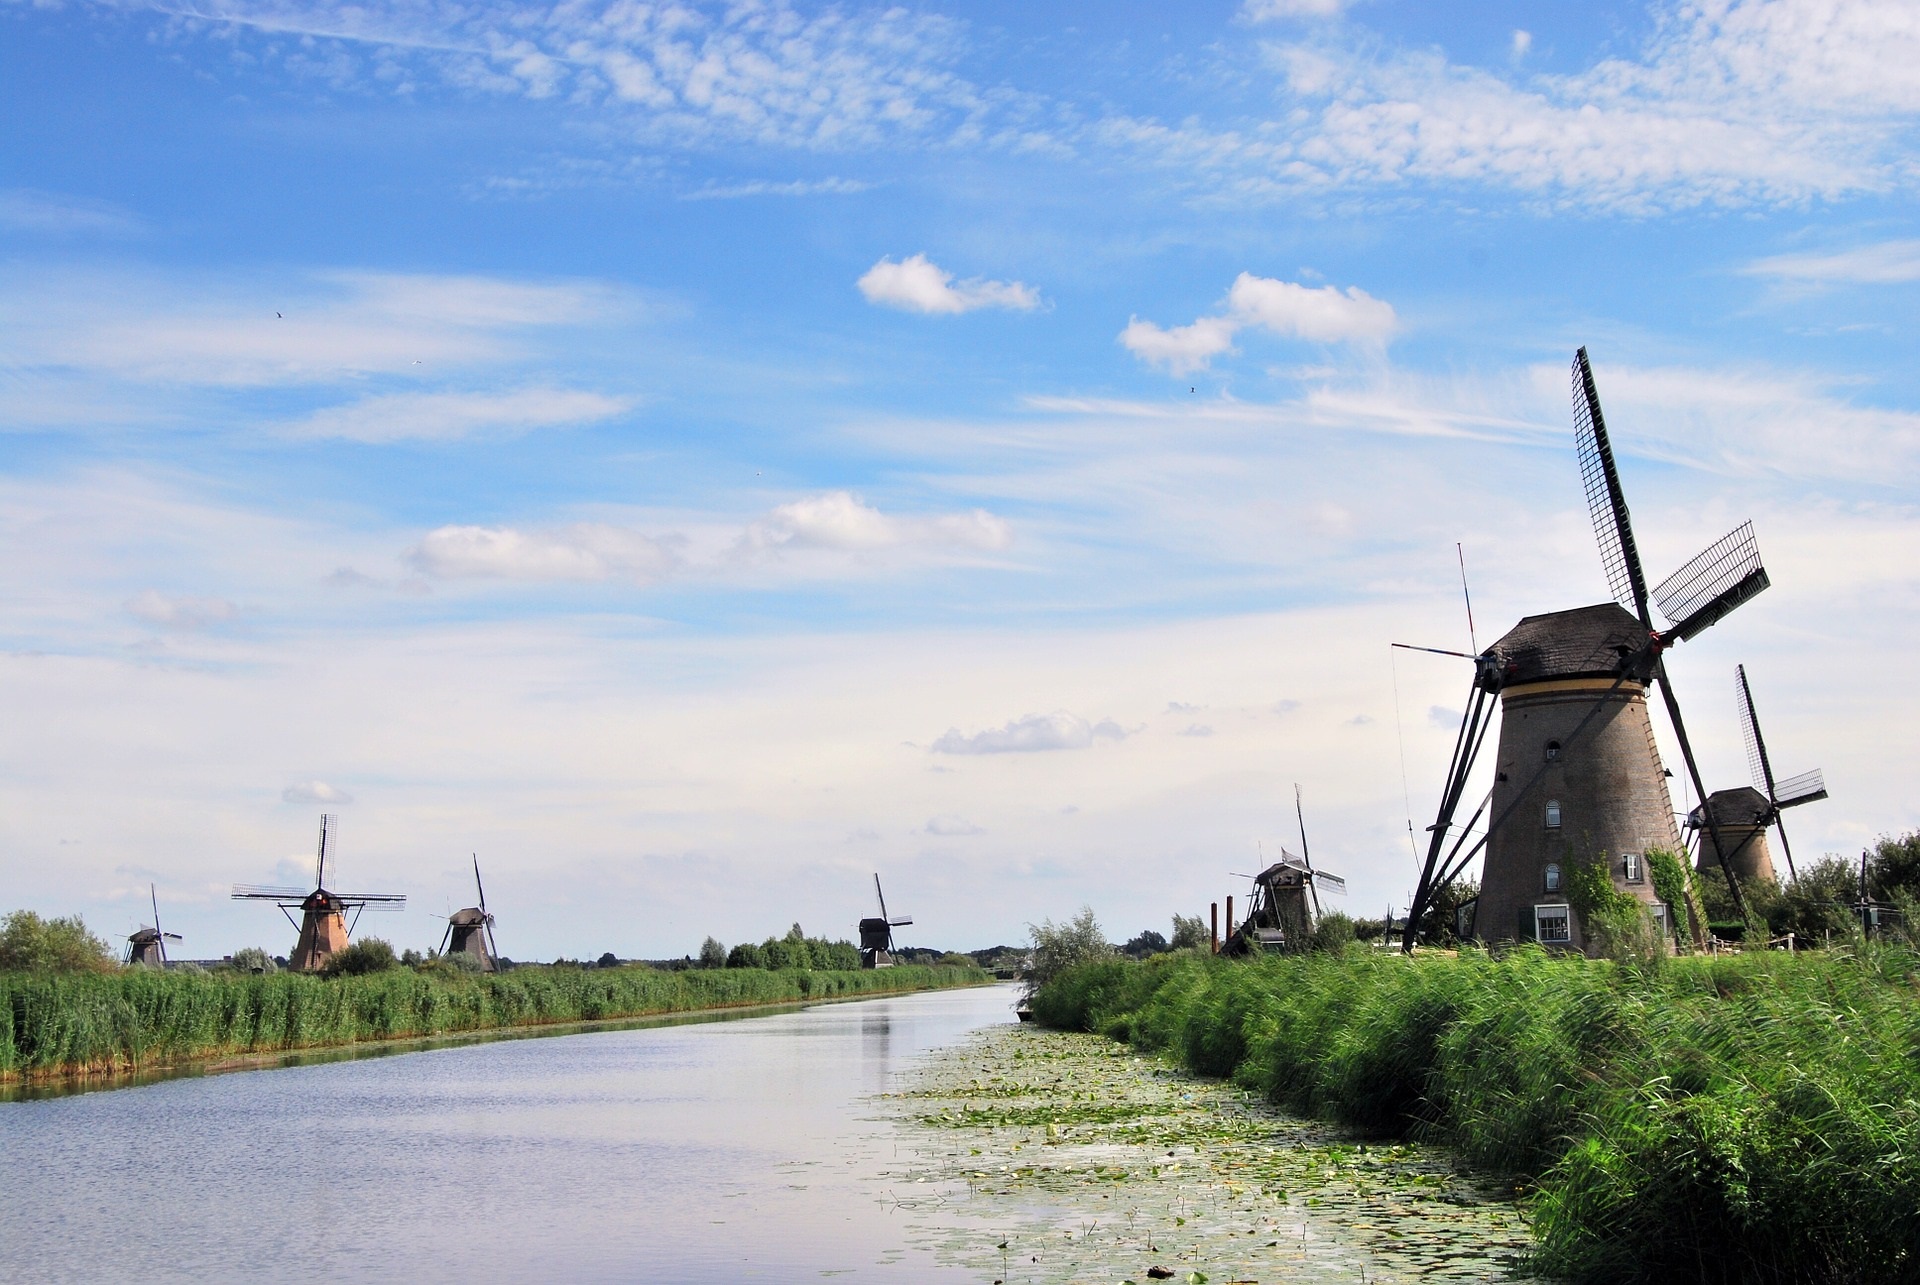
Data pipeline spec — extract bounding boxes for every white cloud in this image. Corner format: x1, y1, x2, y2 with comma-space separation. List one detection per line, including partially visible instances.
1122, 273, 1395, 374
1428, 705, 1462, 730
1112, 0, 1920, 210
743, 491, 1013, 554
931, 711, 1126, 755
87, 0, 994, 152
1179, 724, 1215, 737
1743, 239, 1920, 284
1511, 30, 1533, 59
925, 815, 984, 836
857, 254, 1041, 315
286, 388, 632, 443
1118, 315, 1238, 376
125, 590, 239, 630
0, 189, 142, 236
407, 524, 677, 582
282, 780, 353, 805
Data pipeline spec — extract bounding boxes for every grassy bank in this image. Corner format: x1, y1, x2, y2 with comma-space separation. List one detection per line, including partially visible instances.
0, 963, 986, 1083
1032, 947, 1920, 1285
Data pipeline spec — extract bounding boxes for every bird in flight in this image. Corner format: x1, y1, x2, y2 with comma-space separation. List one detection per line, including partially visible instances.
276, 311, 283, 319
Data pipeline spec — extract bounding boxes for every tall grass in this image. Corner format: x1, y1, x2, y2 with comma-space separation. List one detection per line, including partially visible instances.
1032, 947, 1920, 1285
0, 963, 985, 1082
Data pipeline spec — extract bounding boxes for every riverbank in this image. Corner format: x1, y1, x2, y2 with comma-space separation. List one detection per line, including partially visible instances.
884, 1022, 1536, 1283
1031, 946, 1920, 1285
0, 963, 987, 1085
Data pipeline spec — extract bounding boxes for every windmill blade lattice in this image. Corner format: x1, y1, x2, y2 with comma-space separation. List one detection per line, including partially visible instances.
1652, 522, 1770, 642
1574, 347, 1652, 622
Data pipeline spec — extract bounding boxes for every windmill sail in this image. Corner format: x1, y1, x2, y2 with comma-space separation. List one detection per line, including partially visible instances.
1652, 522, 1770, 642
1772, 768, 1828, 808
1574, 347, 1653, 623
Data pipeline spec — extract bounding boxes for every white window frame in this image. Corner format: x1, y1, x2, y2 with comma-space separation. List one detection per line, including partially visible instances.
1623, 851, 1642, 884
1545, 800, 1562, 829
1535, 904, 1572, 944
1649, 903, 1670, 937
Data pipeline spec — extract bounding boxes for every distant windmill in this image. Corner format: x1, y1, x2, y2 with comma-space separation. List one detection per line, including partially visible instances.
232, 814, 406, 971
858, 874, 912, 969
125, 882, 182, 967
1687, 664, 1829, 884
1403, 348, 1772, 954
438, 854, 499, 971
1222, 785, 1346, 954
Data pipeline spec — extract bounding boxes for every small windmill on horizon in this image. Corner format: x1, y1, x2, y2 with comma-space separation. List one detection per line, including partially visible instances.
1686, 664, 1829, 885
438, 855, 500, 971
124, 883, 182, 967
859, 874, 912, 968
233, 814, 405, 971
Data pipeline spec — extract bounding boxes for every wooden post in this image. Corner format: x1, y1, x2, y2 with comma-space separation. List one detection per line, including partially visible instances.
1226, 895, 1235, 943
1210, 902, 1219, 954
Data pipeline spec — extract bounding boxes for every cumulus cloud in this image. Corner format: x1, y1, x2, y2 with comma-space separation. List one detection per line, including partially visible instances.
1241, 0, 1353, 19
1743, 239, 1920, 284
857, 254, 1041, 315
931, 711, 1127, 755
283, 780, 353, 805
925, 815, 984, 836
285, 387, 632, 443
125, 590, 239, 630
408, 523, 676, 582
742, 491, 1012, 554
1122, 273, 1396, 373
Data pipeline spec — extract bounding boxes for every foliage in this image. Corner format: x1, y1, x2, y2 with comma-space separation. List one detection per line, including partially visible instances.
1030, 946, 1920, 1284
1563, 851, 1663, 965
0, 911, 117, 974
722, 928, 860, 971
1307, 911, 1356, 954
320, 938, 397, 977
1645, 846, 1703, 946
595, 952, 620, 968
0, 963, 988, 1082
1413, 877, 1479, 947
1869, 829, 1920, 897
1169, 914, 1208, 951
1026, 907, 1112, 999
726, 942, 765, 969
1121, 929, 1168, 959
698, 937, 727, 969
1771, 855, 1859, 943
227, 947, 276, 975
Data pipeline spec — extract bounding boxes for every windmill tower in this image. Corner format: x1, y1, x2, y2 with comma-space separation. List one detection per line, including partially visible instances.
1404, 349, 1772, 954
232, 814, 406, 971
858, 874, 912, 968
438, 855, 499, 971
1222, 785, 1347, 954
1688, 664, 1828, 885
124, 883, 182, 967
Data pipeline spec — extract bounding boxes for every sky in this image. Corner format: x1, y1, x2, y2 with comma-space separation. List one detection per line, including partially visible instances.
2, 0, 1917, 962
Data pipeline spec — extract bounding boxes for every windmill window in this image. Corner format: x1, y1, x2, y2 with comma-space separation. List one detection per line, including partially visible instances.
1623, 852, 1643, 883
1650, 903, 1670, 938
1535, 904, 1572, 944
1545, 800, 1562, 829
1545, 740, 1562, 763
1543, 863, 1562, 893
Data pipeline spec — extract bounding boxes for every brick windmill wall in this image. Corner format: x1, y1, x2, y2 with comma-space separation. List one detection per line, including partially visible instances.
1475, 603, 1680, 953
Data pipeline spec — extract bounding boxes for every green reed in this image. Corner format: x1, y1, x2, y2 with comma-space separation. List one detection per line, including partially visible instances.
0, 963, 986, 1081
1031, 946, 1920, 1284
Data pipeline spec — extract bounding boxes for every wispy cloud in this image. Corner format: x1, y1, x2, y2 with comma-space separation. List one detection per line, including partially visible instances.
1743, 239, 1920, 284
286, 388, 632, 443
407, 523, 678, 583
925, 815, 984, 836
0, 188, 143, 236
741, 491, 1012, 555
282, 780, 353, 805
857, 254, 1041, 315
681, 177, 874, 200
125, 589, 240, 630
931, 711, 1127, 755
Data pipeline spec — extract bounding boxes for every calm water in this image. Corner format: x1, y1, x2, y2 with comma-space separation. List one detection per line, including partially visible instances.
0, 984, 1020, 1283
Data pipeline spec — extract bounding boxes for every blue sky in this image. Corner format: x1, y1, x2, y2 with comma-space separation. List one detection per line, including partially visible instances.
3, 0, 1917, 960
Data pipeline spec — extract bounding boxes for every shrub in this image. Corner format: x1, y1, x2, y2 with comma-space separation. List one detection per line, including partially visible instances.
0, 911, 116, 973
726, 942, 766, 969
229, 947, 277, 975
1026, 907, 1112, 999
698, 937, 727, 969
1122, 929, 1169, 959
1308, 911, 1356, 954
1169, 914, 1209, 951
320, 938, 397, 977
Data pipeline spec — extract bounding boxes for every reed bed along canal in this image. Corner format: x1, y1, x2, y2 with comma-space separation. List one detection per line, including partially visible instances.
0, 980, 1539, 1284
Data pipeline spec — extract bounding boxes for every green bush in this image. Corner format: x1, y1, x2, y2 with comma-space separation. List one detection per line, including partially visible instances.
1030, 946, 1920, 1284
1026, 906, 1112, 999
228, 947, 277, 975
320, 938, 397, 977
0, 911, 117, 974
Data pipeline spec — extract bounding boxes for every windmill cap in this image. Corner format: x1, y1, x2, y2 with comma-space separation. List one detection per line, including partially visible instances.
448, 907, 490, 926
1687, 786, 1771, 829
1487, 602, 1645, 687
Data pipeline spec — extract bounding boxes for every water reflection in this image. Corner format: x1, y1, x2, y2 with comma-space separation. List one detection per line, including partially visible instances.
0, 985, 1017, 1283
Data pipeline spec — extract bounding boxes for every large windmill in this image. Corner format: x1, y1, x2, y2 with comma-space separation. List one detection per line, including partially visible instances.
438, 854, 500, 971
858, 874, 912, 969
1686, 664, 1828, 885
1403, 348, 1771, 954
233, 814, 406, 971
124, 883, 182, 967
